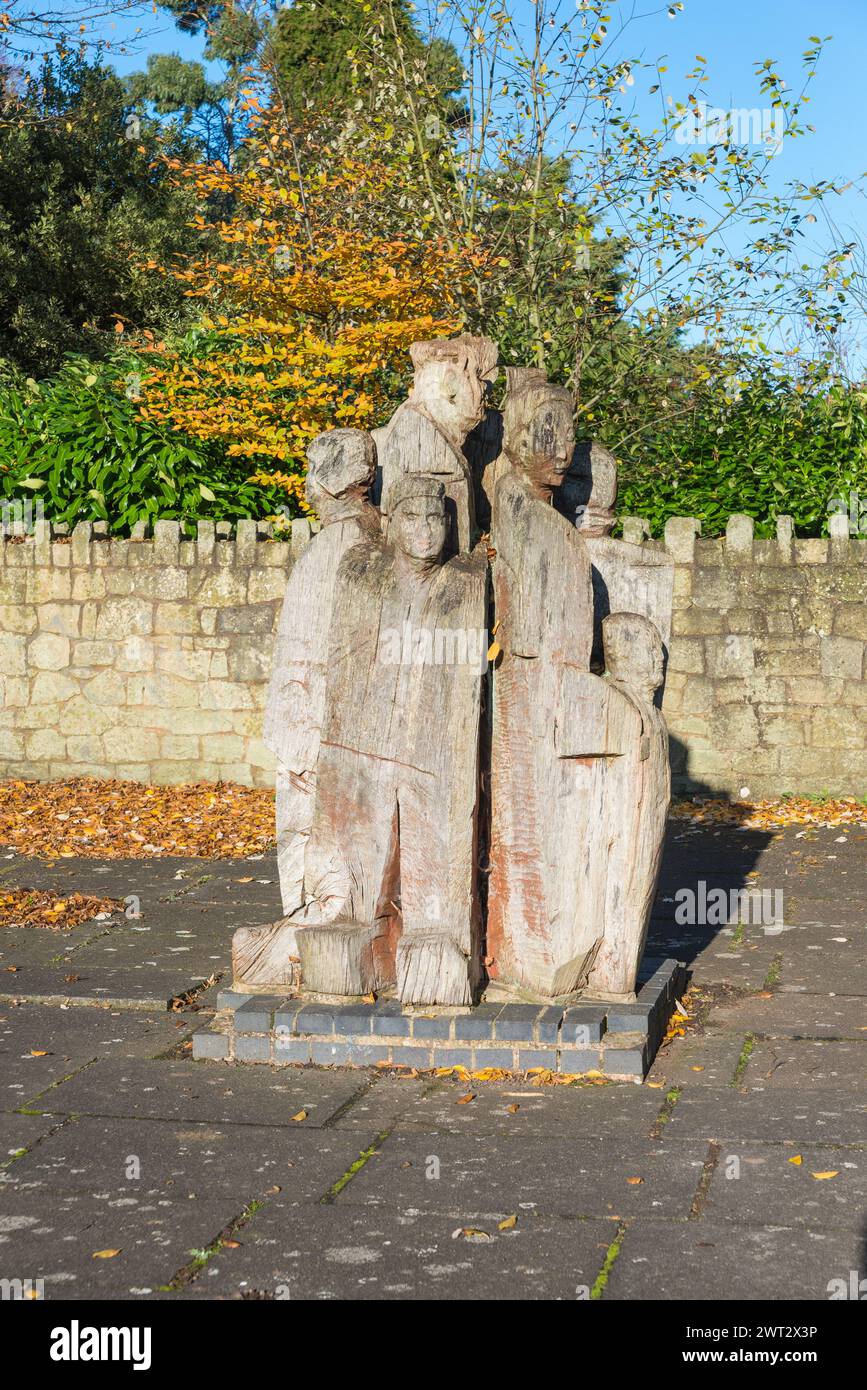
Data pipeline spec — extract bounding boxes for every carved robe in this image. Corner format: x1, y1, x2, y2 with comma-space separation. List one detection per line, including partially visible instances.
294, 540, 487, 1005
488, 467, 601, 998
555, 668, 670, 999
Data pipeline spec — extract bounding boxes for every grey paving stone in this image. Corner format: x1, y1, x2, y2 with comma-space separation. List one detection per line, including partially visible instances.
0, 1185, 242, 1299
0, 1114, 367, 1203
705, 991, 867, 1040
327, 1076, 430, 1132
662, 1086, 867, 1145
310, 1041, 351, 1066
606, 1002, 653, 1034
701, 1143, 867, 1231
27, 1057, 367, 1128
390, 1045, 433, 1069
386, 1081, 667, 1142
471, 1047, 515, 1069
647, 1035, 748, 1088
182, 1203, 616, 1301
0, 1005, 191, 1108
604, 1219, 863, 1301
335, 1131, 707, 1221
427, 1048, 475, 1070
0, 1111, 59, 1166
742, 1040, 867, 1091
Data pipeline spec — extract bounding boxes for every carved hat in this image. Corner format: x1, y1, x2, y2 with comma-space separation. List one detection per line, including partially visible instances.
501, 367, 574, 450
409, 333, 499, 383
389, 474, 446, 513
306, 429, 376, 503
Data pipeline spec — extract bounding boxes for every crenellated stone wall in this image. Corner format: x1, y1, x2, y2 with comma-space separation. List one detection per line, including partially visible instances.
1, 511, 864, 797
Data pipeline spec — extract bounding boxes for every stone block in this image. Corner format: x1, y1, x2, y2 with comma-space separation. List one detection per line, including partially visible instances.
235, 1035, 271, 1063
453, 1003, 502, 1040
371, 1000, 411, 1038
192, 1031, 230, 1061
820, 636, 863, 680
561, 1005, 607, 1045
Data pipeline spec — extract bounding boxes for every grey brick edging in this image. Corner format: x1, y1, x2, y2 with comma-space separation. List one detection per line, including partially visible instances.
193, 959, 687, 1081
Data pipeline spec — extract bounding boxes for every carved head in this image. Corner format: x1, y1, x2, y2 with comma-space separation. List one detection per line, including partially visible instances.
305, 429, 376, 519
389, 475, 448, 564
556, 440, 618, 534
501, 368, 575, 490
409, 334, 499, 441
602, 612, 665, 701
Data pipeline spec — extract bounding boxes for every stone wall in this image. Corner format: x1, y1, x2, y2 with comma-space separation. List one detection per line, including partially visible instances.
1, 512, 864, 797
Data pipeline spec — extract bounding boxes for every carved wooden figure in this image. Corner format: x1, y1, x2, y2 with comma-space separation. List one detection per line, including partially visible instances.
558, 613, 671, 1001
232, 429, 378, 992
487, 368, 601, 998
377, 334, 498, 555
292, 476, 487, 1005
555, 438, 674, 664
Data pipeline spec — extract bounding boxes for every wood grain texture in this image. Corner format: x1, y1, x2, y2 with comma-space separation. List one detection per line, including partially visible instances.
293, 484, 487, 1005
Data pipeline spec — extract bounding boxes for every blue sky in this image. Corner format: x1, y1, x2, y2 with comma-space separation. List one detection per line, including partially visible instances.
90, 0, 865, 238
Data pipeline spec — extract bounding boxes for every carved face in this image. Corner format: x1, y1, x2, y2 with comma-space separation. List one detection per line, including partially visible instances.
417, 360, 486, 439
391, 496, 448, 563
606, 623, 665, 699
526, 398, 575, 487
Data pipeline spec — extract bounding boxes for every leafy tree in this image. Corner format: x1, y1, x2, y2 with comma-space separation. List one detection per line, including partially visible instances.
138, 105, 483, 511
269, 0, 464, 128
0, 46, 202, 375
124, 1, 264, 168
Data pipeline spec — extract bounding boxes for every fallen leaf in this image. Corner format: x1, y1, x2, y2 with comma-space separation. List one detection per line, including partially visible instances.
222, 1240, 241, 1249
626, 1176, 644, 1185
788, 1155, 803, 1165
811, 1170, 839, 1181
690, 1065, 705, 1072
457, 1092, 476, 1105
506, 1103, 520, 1114
92, 1249, 121, 1259
29, 1050, 49, 1057
291, 1110, 308, 1122
498, 1215, 517, 1230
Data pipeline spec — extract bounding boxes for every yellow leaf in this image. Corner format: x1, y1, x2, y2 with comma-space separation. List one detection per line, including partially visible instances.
29, 1050, 49, 1057
811, 1170, 839, 1181
498, 1214, 517, 1230
457, 1092, 476, 1105
487, 641, 501, 662
626, 1176, 644, 1185
92, 1249, 121, 1259
788, 1155, 803, 1165
291, 1110, 308, 1122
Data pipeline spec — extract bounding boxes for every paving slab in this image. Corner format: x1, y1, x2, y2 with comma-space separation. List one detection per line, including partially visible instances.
604, 1218, 863, 1301
28, 1057, 371, 1129
0, 1005, 191, 1107
647, 1035, 748, 1087
706, 991, 867, 1039
701, 1143, 866, 1230
662, 1086, 867, 1145
176, 1202, 616, 1301
0, 1110, 60, 1165
0, 1184, 241, 1299
387, 1079, 665, 1139
1, 1114, 369, 1205
333, 1131, 707, 1221
741, 1039, 867, 1090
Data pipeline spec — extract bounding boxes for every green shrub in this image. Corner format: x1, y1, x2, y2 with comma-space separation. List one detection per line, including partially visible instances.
616, 367, 867, 538
0, 356, 292, 534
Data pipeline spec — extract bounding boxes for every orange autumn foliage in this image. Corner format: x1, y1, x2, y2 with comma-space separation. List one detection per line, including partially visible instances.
139, 107, 486, 509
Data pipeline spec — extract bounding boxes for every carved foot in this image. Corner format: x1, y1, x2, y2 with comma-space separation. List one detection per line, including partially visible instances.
397, 931, 473, 1007
295, 921, 380, 997
232, 919, 300, 994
